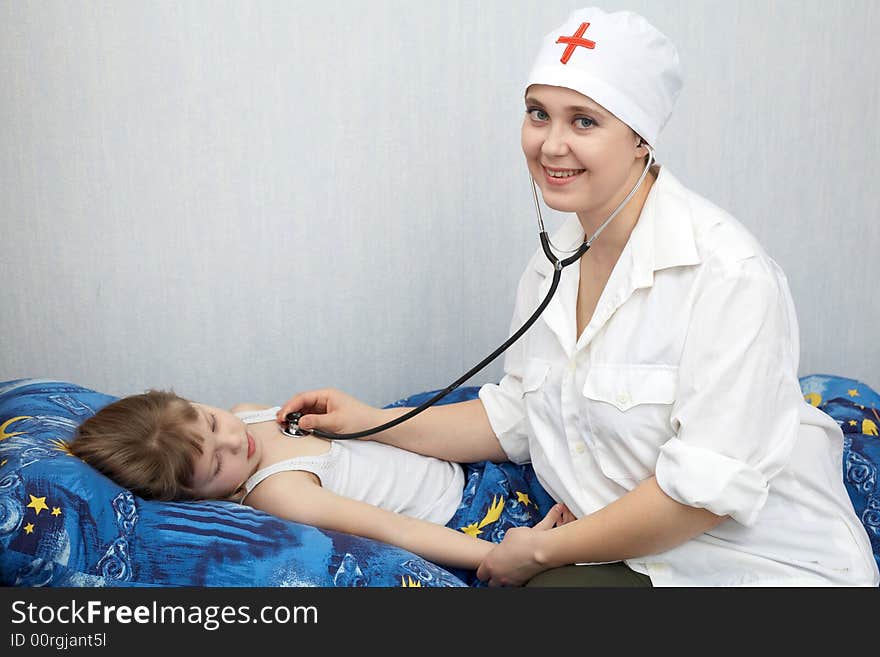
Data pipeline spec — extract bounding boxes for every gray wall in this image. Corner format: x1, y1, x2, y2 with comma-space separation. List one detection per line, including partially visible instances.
2, 0, 878, 408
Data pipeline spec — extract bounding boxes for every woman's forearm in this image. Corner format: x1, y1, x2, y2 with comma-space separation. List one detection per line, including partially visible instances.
370, 399, 508, 463
536, 477, 726, 567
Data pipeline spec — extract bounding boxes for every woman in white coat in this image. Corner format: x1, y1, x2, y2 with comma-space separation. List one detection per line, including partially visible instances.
279, 7, 879, 587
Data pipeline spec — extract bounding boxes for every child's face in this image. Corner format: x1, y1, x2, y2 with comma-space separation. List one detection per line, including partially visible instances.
187, 403, 260, 500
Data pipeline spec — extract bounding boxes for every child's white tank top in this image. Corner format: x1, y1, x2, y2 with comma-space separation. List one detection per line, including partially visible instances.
236, 408, 464, 525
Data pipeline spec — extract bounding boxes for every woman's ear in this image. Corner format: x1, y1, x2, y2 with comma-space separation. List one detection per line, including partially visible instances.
634, 136, 651, 161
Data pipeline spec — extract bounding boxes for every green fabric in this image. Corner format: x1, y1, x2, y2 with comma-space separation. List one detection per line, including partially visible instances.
526, 562, 653, 587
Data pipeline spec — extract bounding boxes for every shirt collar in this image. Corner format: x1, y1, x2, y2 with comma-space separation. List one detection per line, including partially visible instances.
532, 166, 702, 280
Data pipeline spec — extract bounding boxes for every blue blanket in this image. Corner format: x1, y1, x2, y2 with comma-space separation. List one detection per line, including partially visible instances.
800, 374, 880, 572
0, 379, 552, 587
2, 375, 878, 586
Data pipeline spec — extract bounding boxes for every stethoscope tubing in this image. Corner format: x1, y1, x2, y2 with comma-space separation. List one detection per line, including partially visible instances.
304, 150, 654, 440
306, 238, 570, 440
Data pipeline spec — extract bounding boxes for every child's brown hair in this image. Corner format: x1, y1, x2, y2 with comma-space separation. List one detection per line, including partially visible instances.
70, 390, 205, 501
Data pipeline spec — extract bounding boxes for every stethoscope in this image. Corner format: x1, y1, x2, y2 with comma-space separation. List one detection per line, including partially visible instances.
283, 145, 656, 439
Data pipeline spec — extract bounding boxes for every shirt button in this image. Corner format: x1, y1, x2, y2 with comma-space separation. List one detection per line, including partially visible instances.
568, 360, 577, 373
617, 392, 630, 406
573, 443, 585, 454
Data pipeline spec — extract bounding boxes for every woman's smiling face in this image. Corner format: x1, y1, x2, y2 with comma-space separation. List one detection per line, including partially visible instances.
521, 84, 647, 219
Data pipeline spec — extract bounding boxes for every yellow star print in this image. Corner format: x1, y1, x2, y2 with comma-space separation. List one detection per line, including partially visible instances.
49, 438, 74, 456
459, 496, 505, 537
848, 389, 860, 398
26, 495, 49, 515
24, 523, 34, 534
849, 420, 858, 426
51, 507, 62, 517
460, 522, 482, 537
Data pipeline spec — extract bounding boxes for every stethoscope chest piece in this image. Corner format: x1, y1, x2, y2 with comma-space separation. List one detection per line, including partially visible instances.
281, 412, 310, 437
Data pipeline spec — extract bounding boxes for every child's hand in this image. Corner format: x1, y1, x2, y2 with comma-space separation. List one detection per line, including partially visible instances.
538, 503, 575, 528
276, 389, 380, 438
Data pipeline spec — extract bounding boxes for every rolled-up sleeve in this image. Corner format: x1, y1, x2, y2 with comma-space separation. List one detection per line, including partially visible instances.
479, 377, 531, 464
656, 438, 770, 526
655, 257, 802, 526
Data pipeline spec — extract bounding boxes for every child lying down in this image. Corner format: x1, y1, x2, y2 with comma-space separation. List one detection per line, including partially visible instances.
69, 390, 567, 574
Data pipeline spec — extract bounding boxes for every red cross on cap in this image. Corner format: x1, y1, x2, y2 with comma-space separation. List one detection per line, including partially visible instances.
556, 22, 596, 64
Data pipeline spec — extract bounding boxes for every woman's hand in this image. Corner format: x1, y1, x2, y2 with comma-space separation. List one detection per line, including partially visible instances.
276, 388, 382, 437
475, 503, 570, 587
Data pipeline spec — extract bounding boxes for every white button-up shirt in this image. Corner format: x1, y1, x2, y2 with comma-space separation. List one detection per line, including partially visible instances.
479, 167, 878, 586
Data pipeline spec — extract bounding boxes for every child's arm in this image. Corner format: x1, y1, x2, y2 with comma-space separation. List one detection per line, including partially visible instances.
246, 470, 561, 571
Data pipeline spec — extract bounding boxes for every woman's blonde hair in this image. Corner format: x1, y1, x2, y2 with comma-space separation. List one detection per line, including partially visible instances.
70, 390, 205, 501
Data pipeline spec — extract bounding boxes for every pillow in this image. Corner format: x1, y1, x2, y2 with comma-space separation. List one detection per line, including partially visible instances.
0, 379, 466, 587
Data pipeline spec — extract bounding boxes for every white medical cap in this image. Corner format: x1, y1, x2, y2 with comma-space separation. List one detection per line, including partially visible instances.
525, 7, 683, 146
